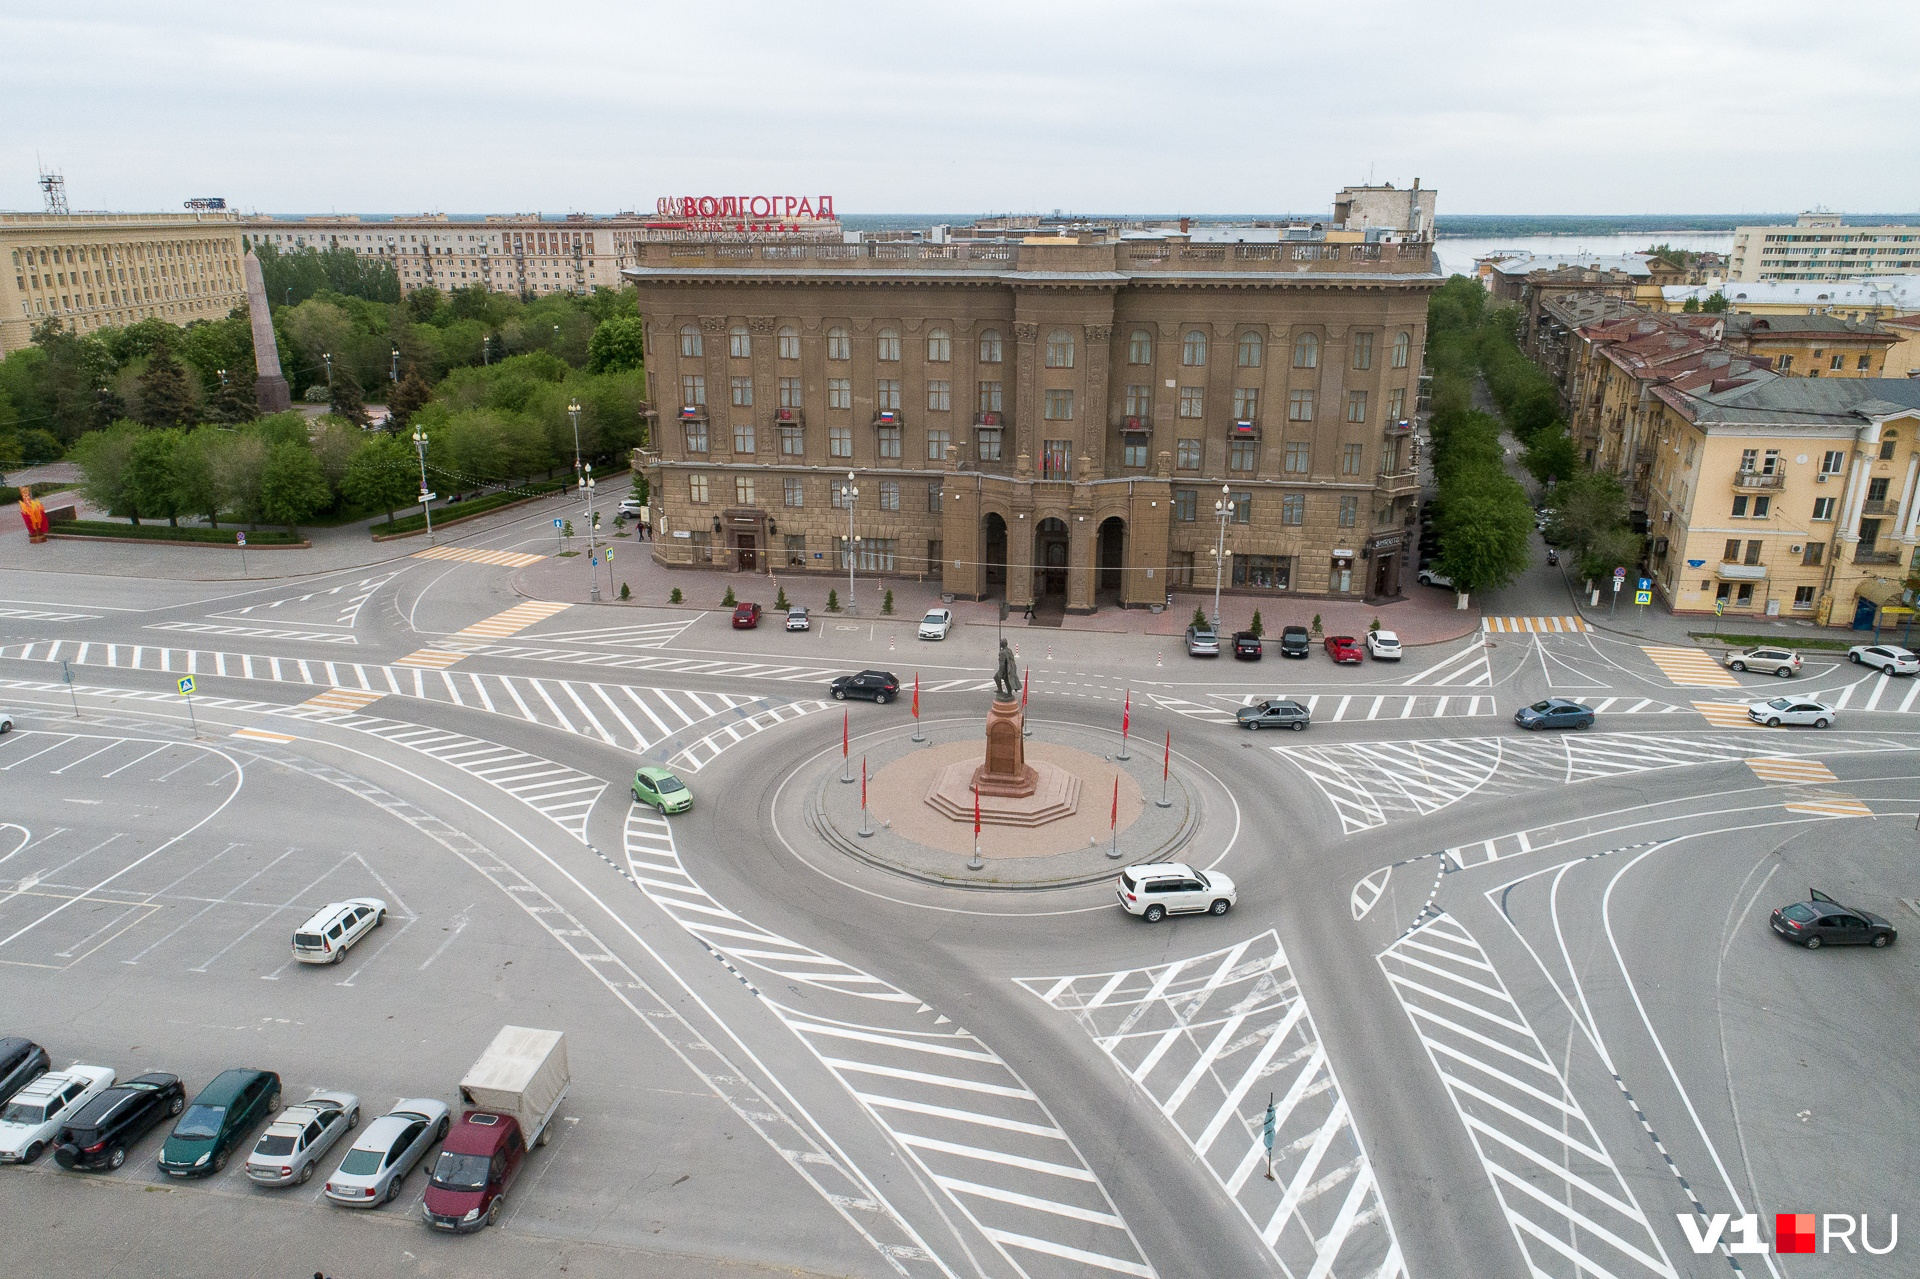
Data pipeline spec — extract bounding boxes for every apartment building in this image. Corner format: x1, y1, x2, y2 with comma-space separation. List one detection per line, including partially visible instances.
1659, 276, 1920, 323
1729, 212, 1920, 282
241, 214, 629, 298
1643, 375, 1920, 623
1, 211, 246, 355
624, 197, 1439, 612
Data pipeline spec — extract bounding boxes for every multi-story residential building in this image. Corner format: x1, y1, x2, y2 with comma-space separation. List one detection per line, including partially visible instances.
624, 196, 1439, 611
1643, 375, 1920, 623
1719, 314, 1896, 378
241, 214, 632, 298
1880, 314, 1920, 380
1728, 212, 1920, 282
1659, 275, 1920, 323
1, 210, 247, 355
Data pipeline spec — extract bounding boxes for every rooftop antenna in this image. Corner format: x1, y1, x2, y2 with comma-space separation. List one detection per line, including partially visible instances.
38, 161, 70, 215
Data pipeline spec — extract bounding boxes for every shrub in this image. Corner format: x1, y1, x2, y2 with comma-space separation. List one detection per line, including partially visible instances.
1191, 607, 1208, 630
775, 587, 789, 610
1311, 613, 1323, 635
669, 587, 682, 604
827, 589, 841, 612
722, 585, 737, 607
1369, 617, 1381, 633
1249, 610, 1263, 638
619, 582, 630, 601
882, 589, 894, 614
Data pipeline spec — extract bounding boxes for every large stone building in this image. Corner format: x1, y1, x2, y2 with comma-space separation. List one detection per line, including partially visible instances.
2, 210, 247, 355
1728, 212, 1920, 282
624, 197, 1439, 612
243, 214, 633, 298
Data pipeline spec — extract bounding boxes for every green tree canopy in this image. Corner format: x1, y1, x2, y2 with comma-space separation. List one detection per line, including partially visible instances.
586, 315, 646, 374
127, 428, 187, 526
71, 421, 144, 522
135, 340, 200, 429
257, 440, 331, 534
341, 434, 419, 522
330, 370, 368, 427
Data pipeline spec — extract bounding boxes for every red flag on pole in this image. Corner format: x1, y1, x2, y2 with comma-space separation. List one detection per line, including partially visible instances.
912, 672, 919, 720
843, 709, 849, 760
1164, 729, 1172, 781
1020, 666, 1029, 710
1121, 688, 1131, 745
1111, 775, 1119, 830
861, 756, 867, 809
973, 783, 982, 838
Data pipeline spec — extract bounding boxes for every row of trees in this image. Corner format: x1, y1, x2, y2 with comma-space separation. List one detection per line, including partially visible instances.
71, 414, 337, 533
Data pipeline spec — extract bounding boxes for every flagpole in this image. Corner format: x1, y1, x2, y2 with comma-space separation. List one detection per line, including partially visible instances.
968, 783, 984, 870
1157, 729, 1173, 808
1020, 666, 1032, 738
1263, 1093, 1276, 1180
1116, 687, 1132, 760
1106, 775, 1121, 859
911, 672, 924, 743
840, 709, 853, 783
858, 756, 872, 837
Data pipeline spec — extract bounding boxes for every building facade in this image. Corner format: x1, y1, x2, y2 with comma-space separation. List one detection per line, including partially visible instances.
1728, 212, 1920, 283
2, 211, 247, 355
625, 211, 1438, 612
1658, 275, 1920, 322
241, 215, 632, 298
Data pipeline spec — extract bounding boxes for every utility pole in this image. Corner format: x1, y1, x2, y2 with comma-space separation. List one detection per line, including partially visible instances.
411, 428, 434, 544
323, 351, 333, 394
841, 471, 859, 613
568, 399, 582, 475
581, 465, 600, 602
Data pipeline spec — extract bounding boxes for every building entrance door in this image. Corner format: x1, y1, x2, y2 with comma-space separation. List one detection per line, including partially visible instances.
735, 533, 757, 571
1036, 518, 1069, 597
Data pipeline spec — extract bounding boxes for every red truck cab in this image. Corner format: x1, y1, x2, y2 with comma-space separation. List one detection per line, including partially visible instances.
422, 1111, 525, 1231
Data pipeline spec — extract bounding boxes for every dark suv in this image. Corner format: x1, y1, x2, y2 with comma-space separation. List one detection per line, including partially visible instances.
1277, 626, 1311, 659
829, 670, 900, 703
54, 1073, 186, 1171
0, 1037, 49, 1106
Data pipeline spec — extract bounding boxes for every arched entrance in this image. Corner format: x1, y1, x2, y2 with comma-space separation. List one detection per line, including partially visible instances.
982, 513, 1008, 596
1096, 516, 1126, 602
1035, 518, 1070, 597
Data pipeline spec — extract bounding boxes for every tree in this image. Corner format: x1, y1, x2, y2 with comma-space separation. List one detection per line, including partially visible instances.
1436, 485, 1533, 595
127, 429, 187, 526
586, 316, 646, 374
210, 431, 268, 525
404, 286, 445, 324
70, 421, 143, 522
387, 368, 433, 429
1682, 295, 1701, 313
1701, 292, 1729, 313
136, 339, 197, 429
330, 369, 368, 427
172, 428, 227, 526
257, 441, 331, 534
341, 435, 418, 523
1521, 427, 1579, 487
209, 369, 258, 423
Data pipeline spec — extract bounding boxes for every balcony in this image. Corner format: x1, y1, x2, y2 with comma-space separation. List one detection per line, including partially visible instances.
1377, 468, 1421, 497
1731, 470, 1784, 491
974, 410, 1008, 430
872, 409, 905, 429
1853, 548, 1900, 565
1717, 562, 1768, 580
1384, 419, 1414, 435
771, 407, 805, 428
1861, 498, 1899, 519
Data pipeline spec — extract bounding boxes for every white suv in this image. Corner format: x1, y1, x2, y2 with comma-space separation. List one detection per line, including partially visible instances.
1849, 644, 1918, 676
0, 1065, 116, 1164
1365, 630, 1402, 660
1116, 863, 1237, 922
292, 898, 387, 964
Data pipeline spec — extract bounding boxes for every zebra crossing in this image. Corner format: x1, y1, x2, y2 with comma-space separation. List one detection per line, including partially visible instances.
1805, 670, 1920, 715
1745, 757, 1874, 818
1398, 641, 1493, 687
410, 544, 544, 568
521, 618, 700, 649
1378, 913, 1677, 1279
1016, 933, 1405, 1279
449, 599, 572, 640
298, 687, 386, 714
0, 606, 100, 621
1151, 692, 1498, 725
1481, 615, 1590, 633
622, 809, 1156, 1278
669, 700, 831, 773
147, 621, 361, 645
475, 639, 995, 693
1642, 646, 1739, 688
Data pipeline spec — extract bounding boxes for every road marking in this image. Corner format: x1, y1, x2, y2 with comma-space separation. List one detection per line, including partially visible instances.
410, 545, 543, 568
1350, 865, 1391, 920
1018, 932, 1405, 1279
231, 727, 297, 743
450, 599, 572, 640
1379, 913, 1677, 1279
1782, 796, 1874, 817
1643, 646, 1739, 688
392, 648, 468, 670
670, 700, 833, 772
1482, 616, 1589, 633
297, 688, 386, 714
0, 607, 99, 621
1400, 639, 1495, 687
1155, 692, 1495, 725
147, 621, 360, 644
1691, 701, 1765, 729
524, 618, 699, 649
1746, 757, 1836, 784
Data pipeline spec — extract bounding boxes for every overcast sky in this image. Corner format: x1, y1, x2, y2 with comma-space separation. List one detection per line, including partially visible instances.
4, 0, 1916, 219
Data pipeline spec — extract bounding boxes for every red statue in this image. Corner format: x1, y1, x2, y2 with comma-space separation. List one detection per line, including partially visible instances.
17, 486, 48, 544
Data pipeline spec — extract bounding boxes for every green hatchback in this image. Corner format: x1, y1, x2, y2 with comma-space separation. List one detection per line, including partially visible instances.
632, 766, 692, 815
158, 1068, 280, 1177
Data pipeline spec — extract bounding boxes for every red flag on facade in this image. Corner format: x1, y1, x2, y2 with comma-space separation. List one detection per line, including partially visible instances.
912, 672, 920, 720
973, 783, 982, 838
1021, 666, 1029, 710
842, 709, 849, 760
1110, 775, 1119, 830
1163, 729, 1172, 781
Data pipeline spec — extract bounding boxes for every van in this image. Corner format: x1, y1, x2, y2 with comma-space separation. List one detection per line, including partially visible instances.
291, 898, 387, 964
423, 1111, 527, 1231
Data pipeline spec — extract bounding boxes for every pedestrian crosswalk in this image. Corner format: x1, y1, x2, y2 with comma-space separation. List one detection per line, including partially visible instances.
297, 687, 386, 714
1482, 615, 1590, 633
1017, 933, 1405, 1279
1378, 913, 1676, 1279
1691, 701, 1761, 729
1784, 795, 1875, 818
336, 717, 606, 839
148, 621, 361, 645
392, 647, 469, 670
622, 809, 1156, 1279
476, 640, 996, 693
1642, 646, 1739, 688
1745, 757, 1874, 818
1747, 757, 1837, 784
669, 700, 831, 773
523, 619, 699, 649
0, 606, 99, 622
1805, 670, 1920, 714
1151, 692, 1497, 725
411, 544, 544, 568
450, 599, 572, 640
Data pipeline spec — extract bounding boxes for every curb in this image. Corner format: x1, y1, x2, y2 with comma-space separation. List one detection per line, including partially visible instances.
45, 532, 311, 550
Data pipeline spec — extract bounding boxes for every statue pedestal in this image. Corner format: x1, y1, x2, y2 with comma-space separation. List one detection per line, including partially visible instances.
972, 698, 1036, 797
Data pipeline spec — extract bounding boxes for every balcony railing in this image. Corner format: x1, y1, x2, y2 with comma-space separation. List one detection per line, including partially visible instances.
1853, 548, 1900, 565
1717, 562, 1768, 580
1861, 498, 1899, 519
633, 238, 1431, 275
1377, 468, 1421, 495
1732, 470, 1784, 491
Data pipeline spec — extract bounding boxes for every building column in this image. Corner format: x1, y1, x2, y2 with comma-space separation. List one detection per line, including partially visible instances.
1066, 495, 1096, 614
749, 316, 777, 462
1008, 504, 1035, 608
1897, 453, 1920, 547
1081, 323, 1112, 481
1838, 447, 1872, 547
939, 462, 983, 600
1012, 321, 1039, 465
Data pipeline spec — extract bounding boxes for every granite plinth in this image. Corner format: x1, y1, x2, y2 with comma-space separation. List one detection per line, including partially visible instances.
926, 758, 1080, 827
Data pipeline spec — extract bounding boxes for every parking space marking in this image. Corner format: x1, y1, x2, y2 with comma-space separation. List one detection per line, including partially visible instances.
409, 544, 544, 568
1642, 647, 1740, 688
187, 851, 357, 972
1379, 912, 1677, 1279
1018, 931, 1405, 1279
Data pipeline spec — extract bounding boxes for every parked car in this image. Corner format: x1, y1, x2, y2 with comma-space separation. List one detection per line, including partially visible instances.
1848, 644, 1918, 676
159, 1068, 281, 1177
0, 1065, 115, 1165
1366, 630, 1403, 660
425, 1027, 568, 1232
291, 899, 387, 965
1185, 624, 1220, 657
918, 608, 953, 640
784, 606, 810, 631
1770, 889, 1896, 949
631, 765, 692, 815
246, 1090, 358, 1187
1231, 631, 1263, 660
1277, 625, 1311, 659
1514, 698, 1595, 730
0, 710, 12, 734
1115, 862, 1237, 923
1535, 508, 1555, 530
1724, 647, 1801, 677
326, 1099, 450, 1207
52, 1073, 185, 1172
1416, 567, 1453, 589
1324, 635, 1363, 664
616, 497, 645, 518
1236, 699, 1309, 731
1748, 696, 1834, 728
0, 1036, 49, 1106
730, 602, 762, 629
829, 670, 900, 703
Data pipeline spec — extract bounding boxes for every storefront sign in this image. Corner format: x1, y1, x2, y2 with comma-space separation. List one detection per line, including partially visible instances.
1333, 549, 1355, 559
1371, 536, 1402, 552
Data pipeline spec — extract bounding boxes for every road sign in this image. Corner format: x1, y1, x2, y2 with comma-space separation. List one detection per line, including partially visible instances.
1715, 599, 1726, 616
420, 491, 437, 502
1612, 567, 1627, 580
606, 547, 613, 562
176, 676, 194, 695
1635, 590, 1652, 605
1611, 578, 1622, 592
553, 518, 563, 528
589, 553, 598, 567
1637, 577, 1650, 590
235, 531, 246, 547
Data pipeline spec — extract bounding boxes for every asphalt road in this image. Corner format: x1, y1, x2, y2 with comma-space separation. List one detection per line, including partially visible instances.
2, 496, 1916, 1279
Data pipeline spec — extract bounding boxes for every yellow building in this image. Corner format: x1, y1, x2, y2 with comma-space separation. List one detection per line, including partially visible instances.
2, 211, 247, 355
242, 214, 632, 299
1879, 314, 1920, 380
1658, 275, 1920, 322
1721, 314, 1895, 378
1644, 374, 1920, 624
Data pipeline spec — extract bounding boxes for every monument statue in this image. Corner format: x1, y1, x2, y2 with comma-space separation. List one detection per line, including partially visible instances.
992, 638, 1019, 702
243, 249, 292, 413
17, 486, 49, 544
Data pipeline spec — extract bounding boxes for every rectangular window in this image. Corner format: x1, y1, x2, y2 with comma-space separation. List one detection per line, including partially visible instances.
1339, 495, 1358, 527
1820, 449, 1844, 474
879, 481, 900, 511
1387, 387, 1406, 420
779, 376, 802, 409
1228, 491, 1252, 524
1346, 390, 1367, 423
1173, 489, 1197, 522
1881, 435, 1898, 460
680, 329, 702, 358
1802, 542, 1823, 566
1342, 442, 1364, 475
1232, 387, 1259, 420
1731, 496, 1749, 517
1042, 440, 1072, 480
1123, 442, 1148, 468
689, 531, 712, 563
976, 429, 1003, 461
1858, 354, 1871, 370
681, 373, 705, 406
683, 421, 709, 454
1740, 448, 1757, 472
1391, 333, 1411, 368
828, 378, 852, 410
829, 426, 852, 458
1753, 496, 1770, 518
1778, 355, 1794, 372
730, 376, 753, 408
1232, 555, 1291, 590
1723, 538, 1741, 561
1793, 585, 1816, 609
927, 380, 951, 411
1288, 389, 1315, 422
839, 538, 896, 572
779, 425, 804, 456
689, 474, 710, 504
927, 428, 950, 460
786, 534, 807, 566
777, 330, 799, 360
828, 329, 851, 360
733, 423, 755, 454
1045, 389, 1074, 420
1285, 441, 1311, 473
783, 477, 804, 507
830, 481, 848, 509
1280, 494, 1303, 526
1228, 439, 1257, 472
876, 427, 901, 459
876, 379, 901, 410
926, 481, 943, 513
1177, 438, 1202, 470
1179, 386, 1204, 418
978, 380, 1003, 413
1831, 354, 1844, 371
1352, 332, 1374, 370
1743, 539, 1762, 565
1125, 384, 1152, 416
735, 476, 756, 506
1812, 496, 1835, 520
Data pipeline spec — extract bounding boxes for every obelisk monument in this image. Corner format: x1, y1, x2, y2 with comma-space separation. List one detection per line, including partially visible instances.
243, 249, 291, 413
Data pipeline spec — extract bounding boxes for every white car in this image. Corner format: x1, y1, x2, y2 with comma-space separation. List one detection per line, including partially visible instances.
291, 898, 387, 964
785, 607, 810, 632
0, 710, 12, 734
1748, 696, 1835, 729
245, 1089, 359, 1186
1115, 862, 1237, 923
918, 608, 953, 641
325, 1098, 450, 1207
0, 1065, 116, 1165
1365, 630, 1402, 660
1416, 567, 1453, 589
617, 497, 645, 518
1849, 644, 1918, 676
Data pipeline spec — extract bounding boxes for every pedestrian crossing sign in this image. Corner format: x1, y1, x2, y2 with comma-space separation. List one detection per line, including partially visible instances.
176, 676, 194, 695
1635, 590, 1651, 605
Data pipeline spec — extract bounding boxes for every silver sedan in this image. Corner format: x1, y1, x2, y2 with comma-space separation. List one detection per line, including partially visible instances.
244, 1089, 358, 1186
324, 1099, 450, 1207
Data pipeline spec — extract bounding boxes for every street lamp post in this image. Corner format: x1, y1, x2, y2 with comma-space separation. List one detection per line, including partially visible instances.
841, 471, 859, 613
411, 429, 434, 545
1212, 485, 1234, 632
580, 465, 600, 602
390, 346, 399, 383
568, 399, 582, 475
323, 352, 333, 394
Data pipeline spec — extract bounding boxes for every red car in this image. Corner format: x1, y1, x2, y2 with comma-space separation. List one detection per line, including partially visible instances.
423, 1111, 527, 1232
1323, 635, 1364, 664
730, 602, 761, 629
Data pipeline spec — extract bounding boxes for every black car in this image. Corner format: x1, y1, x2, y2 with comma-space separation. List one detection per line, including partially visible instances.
829, 670, 901, 704
1770, 890, 1897, 950
0, 1037, 49, 1106
54, 1073, 186, 1171
1277, 626, 1311, 658
1232, 631, 1263, 660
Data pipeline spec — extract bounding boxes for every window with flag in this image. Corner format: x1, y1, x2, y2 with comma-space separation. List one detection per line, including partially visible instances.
1042, 440, 1072, 480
